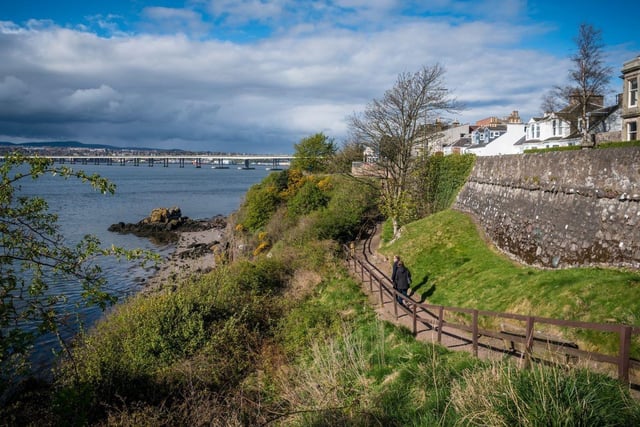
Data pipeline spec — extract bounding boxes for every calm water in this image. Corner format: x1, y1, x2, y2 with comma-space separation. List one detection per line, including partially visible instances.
13, 163, 273, 373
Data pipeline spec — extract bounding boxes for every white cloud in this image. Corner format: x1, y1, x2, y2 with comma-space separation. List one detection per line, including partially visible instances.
0, 2, 636, 152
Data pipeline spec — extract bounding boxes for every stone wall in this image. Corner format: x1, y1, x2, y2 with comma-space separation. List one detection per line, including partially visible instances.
454, 147, 640, 269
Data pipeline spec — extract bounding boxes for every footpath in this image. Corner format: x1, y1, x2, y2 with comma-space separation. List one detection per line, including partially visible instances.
349, 224, 640, 400
350, 225, 530, 364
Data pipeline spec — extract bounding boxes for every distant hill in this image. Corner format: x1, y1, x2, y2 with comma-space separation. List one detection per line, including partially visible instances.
0, 140, 185, 152
0, 140, 117, 149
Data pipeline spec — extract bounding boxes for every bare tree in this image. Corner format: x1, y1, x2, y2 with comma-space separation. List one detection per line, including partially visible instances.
568, 23, 612, 146
348, 64, 458, 236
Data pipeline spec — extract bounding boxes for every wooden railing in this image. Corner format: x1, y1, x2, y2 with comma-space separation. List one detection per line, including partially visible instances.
344, 244, 640, 386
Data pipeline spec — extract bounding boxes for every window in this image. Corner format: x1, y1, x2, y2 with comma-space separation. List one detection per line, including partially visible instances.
629, 79, 638, 107
552, 119, 557, 136
629, 121, 638, 141
535, 124, 540, 138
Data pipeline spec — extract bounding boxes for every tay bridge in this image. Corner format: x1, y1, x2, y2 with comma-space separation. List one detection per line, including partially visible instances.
35, 154, 294, 169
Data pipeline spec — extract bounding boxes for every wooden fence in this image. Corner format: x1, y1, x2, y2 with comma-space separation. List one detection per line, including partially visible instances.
344, 245, 640, 386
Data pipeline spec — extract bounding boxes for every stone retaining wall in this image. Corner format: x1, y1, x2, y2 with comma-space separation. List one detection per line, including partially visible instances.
454, 147, 640, 269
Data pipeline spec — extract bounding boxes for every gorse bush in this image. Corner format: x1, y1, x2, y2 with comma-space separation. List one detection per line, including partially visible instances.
287, 178, 329, 219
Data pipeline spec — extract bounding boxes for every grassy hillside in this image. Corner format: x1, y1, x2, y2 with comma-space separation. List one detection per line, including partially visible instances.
381, 209, 640, 356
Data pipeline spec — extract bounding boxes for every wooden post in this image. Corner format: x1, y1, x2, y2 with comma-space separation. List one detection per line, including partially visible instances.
412, 303, 417, 335
472, 309, 479, 357
523, 316, 535, 369
619, 325, 632, 383
378, 278, 384, 306
437, 306, 444, 344
393, 290, 398, 318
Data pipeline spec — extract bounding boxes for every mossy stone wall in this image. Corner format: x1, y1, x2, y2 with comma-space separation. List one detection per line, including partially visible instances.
454, 147, 640, 268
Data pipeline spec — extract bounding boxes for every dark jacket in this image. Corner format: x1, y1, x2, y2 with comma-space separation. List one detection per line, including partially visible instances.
394, 265, 411, 291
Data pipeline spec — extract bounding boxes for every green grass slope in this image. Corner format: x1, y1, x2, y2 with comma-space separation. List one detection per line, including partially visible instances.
381, 209, 640, 357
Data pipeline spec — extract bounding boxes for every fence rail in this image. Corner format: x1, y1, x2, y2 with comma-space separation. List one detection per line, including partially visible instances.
344, 244, 640, 386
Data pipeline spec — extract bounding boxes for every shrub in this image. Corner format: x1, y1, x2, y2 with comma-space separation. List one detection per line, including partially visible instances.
287, 179, 329, 219
230, 257, 291, 295
238, 181, 281, 231
413, 152, 475, 216
311, 176, 379, 243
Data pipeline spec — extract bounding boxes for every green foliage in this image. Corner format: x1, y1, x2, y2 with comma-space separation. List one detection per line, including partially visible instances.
0, 152, 155, 391
412, 152, 475, 216
286, 179, 329, 219
230, 256, 291, 294
380, 218, 394, 243
238, 178, 281, 231
327, 140, 365, 174
524, 145, 582, 153
53, 257, 291, 421
291, 132, 337, 173
310, 175, 379, 244
597, 140, 640, 149
524, 141, 640, 154
450, 362, 640, 426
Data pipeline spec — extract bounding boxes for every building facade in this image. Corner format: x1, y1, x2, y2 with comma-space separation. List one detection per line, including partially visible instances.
621, 55, 640, 141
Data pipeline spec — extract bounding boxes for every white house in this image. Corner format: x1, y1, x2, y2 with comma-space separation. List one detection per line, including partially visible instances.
525, 113, 571, 142
467, 123, 526, 156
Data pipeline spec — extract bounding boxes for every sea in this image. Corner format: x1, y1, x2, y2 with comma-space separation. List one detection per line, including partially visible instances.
11, 162, 273, 375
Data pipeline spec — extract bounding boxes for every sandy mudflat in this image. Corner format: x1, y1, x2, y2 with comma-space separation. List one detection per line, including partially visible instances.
144, 227, 224, 291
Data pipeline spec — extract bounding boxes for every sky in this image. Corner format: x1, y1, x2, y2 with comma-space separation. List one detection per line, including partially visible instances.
0, 1, 638, 154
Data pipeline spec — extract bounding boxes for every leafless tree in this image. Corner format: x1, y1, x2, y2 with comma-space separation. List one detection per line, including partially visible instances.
567, 23, 612, 146
348, 64, 458, 236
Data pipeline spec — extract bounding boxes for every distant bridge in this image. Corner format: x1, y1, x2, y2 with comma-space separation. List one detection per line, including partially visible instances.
29, 154, 294, 169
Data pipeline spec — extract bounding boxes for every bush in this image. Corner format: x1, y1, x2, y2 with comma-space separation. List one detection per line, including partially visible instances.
239, 184, 281, 231
287, 179, 329, 219
230, 257, 291, 295
311, 176, 379, 243
413, 153, 475, 216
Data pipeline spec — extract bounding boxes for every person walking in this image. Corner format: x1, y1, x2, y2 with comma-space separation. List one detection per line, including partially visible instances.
391, 255, 400, 283
393, 260, 411, 306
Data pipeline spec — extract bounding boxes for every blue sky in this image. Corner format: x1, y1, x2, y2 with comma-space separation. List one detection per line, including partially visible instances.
0, 0, 638, 153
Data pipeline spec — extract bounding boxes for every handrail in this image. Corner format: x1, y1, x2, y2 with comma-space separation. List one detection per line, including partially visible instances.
344, 241, 640, 386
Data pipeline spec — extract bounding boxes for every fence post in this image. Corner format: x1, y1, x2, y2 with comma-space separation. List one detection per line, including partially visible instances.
437, 306, 444, 344
522, 316, 535, 369
412, 303, 417, 336
619, 325, 632, 384
378, 278, 384, 307
369, 271, 373, 292
393, 290, 398, 318
472, 309, 479, 357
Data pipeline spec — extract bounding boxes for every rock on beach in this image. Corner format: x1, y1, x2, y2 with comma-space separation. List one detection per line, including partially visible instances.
108, 207, 229, 291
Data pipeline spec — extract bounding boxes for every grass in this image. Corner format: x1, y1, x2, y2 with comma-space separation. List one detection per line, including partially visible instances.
381, 209, 640, 357
272, 263, 639, 426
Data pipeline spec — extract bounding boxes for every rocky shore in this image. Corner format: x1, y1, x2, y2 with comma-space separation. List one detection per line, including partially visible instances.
109, 207, 229, 291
